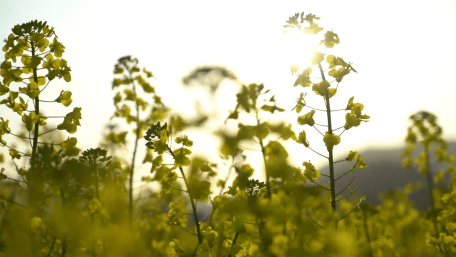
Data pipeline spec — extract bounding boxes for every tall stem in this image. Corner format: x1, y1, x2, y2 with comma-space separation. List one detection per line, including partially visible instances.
60, 189, 68, 257
128, 70, 140, 226
424, 147, 440, 240
362, 208, 373, 257
425, 148, 434, 210
256, 109, 271, 199
227, 232, 240, 257
318, 63, 336, 212
30, 42, 40, 170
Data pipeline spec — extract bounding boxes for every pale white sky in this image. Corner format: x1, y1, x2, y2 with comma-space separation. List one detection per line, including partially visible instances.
1, 0, 456, 187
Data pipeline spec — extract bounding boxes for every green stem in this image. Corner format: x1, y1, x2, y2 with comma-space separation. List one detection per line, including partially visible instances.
425, 148, 434, 210
128, 69, 141, 226
318, 63, 337, 214
46, 237, 56, 257
362, 208, 373, 257
30, 42, 40, 170
227, 232, 240, 257
255, 109, 271, 199
166, 145, 203, 244
424, 147, 440, 241
60, 189, 68, 257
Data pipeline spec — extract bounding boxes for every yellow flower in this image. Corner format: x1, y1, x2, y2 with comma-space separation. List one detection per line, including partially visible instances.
302, 161, 320, 182
296, 130, 310, 147
323, 132, 340, 151
346, 150, 358, 162
350, 155, 368, 173
297, 110, 315, 126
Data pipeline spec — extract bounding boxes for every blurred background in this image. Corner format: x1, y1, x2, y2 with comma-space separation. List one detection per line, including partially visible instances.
1, 0, 455, 207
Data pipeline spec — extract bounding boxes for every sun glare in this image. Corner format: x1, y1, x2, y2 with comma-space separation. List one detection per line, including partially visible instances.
281, 29, 320, 73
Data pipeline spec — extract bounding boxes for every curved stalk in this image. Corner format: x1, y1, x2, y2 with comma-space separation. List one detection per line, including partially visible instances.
227, 232, 240, 257
166, 144, 203, 244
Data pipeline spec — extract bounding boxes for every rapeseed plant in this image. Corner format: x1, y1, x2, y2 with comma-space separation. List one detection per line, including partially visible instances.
0, 11, 453, 257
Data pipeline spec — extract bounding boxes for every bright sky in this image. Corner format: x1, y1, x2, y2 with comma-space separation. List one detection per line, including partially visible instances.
1, 0, 456, 187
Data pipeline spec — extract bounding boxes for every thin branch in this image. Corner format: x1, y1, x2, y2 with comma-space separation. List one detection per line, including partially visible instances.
8, 132, 30, 139
339, 129, 346, 137
28, 131, 33, 149
212, 228, 235, 246
312, 125, 324, 136
336, 187, 358, 202
46, 237, 56, 257
312, 181, 331, 191
306, 211, 326, 230
41, 116, 65, 118
37, 142, 60, 145
227, 232, 240, 257
40, 80, 51, 92
314, 123, 328, 127
38, 128, 57, 136
242, 220, 261, 225
304, 105, 327, 112
199, 210, 214, 224
238, 145, 262, 152
337, 201, 362, 222
333, 160, 345, 164
175, 224, 197, 237
328, 82, 339, 98
36, 193, 54, 209
0, 195, 26, 207
2, 144, 31, 157
335, 185, 349, 198
170, 186, 187, 193
308, 146, 329, 159
5, 177, 27, 184
333, 126, 345, 131
335, 170, 352, 182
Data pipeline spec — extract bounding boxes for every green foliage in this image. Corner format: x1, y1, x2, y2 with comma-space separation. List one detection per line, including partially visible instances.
0, 12, 454, 257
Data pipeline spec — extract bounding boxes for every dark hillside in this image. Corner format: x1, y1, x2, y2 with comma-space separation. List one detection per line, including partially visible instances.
318, 141, 456, 211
